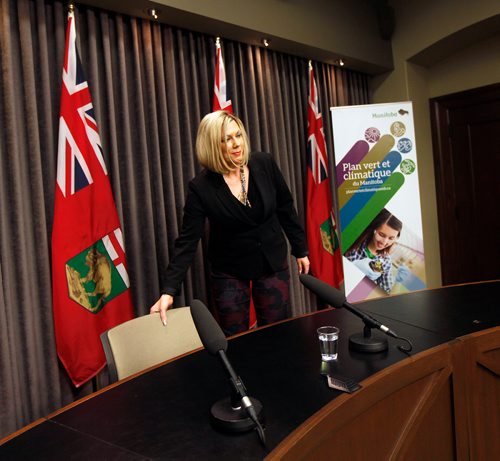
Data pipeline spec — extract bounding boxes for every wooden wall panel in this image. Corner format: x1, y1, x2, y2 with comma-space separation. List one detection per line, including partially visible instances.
463, 329, 500, 460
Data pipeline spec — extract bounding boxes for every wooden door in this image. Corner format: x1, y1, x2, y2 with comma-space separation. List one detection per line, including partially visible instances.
430, 84, 500, 285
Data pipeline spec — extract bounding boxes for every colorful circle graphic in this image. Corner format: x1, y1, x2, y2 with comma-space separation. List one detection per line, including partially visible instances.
397, 138, 413, 153
390, 121, 406, 137
364, 127, 381, 143
400, 159, 416, 175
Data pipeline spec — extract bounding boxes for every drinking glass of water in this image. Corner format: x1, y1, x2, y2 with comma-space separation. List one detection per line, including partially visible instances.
317, 326, 339, 361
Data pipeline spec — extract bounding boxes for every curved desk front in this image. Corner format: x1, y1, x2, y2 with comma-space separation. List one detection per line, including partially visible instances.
1, 282, 499, 460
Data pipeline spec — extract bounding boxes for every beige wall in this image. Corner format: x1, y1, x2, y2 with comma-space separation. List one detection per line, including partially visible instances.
151, 0, 393, 71
428, 34, 500, 97
371, 0, 500, 288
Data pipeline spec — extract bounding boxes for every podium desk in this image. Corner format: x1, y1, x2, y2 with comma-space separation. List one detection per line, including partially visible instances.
1, 281, 499, 460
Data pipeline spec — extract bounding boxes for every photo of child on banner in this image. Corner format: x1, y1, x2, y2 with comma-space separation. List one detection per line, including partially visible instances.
345, 208, 421, 294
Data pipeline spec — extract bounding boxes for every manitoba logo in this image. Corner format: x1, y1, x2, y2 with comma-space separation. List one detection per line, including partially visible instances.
65, 229, 129, 313
319, 213, 340, 256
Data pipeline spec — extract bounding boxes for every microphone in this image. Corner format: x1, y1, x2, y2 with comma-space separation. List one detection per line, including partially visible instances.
190, 299, 228, 355
190, 300, 265, 442
300, 274, 401, 353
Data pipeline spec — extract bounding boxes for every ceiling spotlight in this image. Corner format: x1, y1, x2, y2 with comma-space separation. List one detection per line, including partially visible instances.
338, 58, 345, 67
262, 38, 270, 47
147, 8, 159, 19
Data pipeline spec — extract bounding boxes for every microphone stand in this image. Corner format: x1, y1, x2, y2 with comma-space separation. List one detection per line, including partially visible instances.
349, 322, 389, 353
326, 295, 391, 353
338, 301, 390, 353
210, 351, 266, 445
189, 299, 266, 445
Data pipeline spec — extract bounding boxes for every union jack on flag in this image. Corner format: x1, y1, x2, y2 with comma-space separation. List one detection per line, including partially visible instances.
57, 12, 107, 197
213, 37, 233, 113
307, 67, 328, 184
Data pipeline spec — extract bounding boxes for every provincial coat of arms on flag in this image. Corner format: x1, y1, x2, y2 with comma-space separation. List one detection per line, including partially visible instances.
319, 213, 341, 256
65, 229, 130, 313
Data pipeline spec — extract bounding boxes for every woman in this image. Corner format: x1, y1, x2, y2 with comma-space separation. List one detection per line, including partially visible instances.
150, 111, 310, 335
345, 209, 407, 294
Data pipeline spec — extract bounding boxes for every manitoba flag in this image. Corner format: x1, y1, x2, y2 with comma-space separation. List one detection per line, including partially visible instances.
306, 63, 343, 289
51, 8, 134, 387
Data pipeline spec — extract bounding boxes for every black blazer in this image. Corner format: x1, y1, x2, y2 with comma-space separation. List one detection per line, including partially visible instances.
162, 152, 308, 295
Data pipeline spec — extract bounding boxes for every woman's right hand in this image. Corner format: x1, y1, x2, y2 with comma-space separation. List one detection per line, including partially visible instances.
150, 294, 174, 326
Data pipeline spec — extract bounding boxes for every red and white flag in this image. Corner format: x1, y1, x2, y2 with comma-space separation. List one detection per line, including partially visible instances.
52, 9, 134, 387
306, 63, 343, 289
213, 37, 233, 113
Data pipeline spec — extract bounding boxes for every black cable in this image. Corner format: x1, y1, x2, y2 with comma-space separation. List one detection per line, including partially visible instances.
396, 336, 413, 354
242, 396, 266, 447
254, 420, 266, 447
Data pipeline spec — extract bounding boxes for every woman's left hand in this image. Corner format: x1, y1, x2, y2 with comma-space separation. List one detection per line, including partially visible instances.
296, 256, 310, 275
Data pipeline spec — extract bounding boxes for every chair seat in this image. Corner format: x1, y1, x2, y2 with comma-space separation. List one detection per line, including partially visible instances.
101, 307, 203, 382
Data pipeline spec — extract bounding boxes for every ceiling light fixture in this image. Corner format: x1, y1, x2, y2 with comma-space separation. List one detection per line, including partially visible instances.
338, 58, 345, 67
262, 38, 270, 47
147, 8, 159, 20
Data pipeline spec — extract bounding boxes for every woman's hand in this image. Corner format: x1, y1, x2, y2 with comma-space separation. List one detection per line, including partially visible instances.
150, 294, 174, 326
296, 256, 310, 275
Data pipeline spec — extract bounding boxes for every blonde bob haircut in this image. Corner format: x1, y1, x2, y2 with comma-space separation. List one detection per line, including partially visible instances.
196, 110, 250, 174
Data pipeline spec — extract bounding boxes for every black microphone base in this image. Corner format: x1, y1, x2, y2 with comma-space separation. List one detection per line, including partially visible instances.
210, 397, 264, 433
349, 332, 388, 353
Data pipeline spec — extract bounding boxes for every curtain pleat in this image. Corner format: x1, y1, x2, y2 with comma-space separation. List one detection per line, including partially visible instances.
0, 0, 370, 438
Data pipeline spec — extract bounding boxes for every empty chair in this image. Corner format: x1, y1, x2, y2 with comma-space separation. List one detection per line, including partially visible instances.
100, 306, 203, 382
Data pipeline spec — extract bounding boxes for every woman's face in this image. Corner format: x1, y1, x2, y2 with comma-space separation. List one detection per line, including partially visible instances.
221, 120, 244, 166
372, 223, 399, 251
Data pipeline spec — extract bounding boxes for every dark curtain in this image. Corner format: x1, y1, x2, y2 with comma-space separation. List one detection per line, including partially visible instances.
0, 0, 370, 438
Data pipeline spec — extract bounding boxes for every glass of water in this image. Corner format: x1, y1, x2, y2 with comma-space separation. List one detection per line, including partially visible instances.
317, 326, 339, 361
